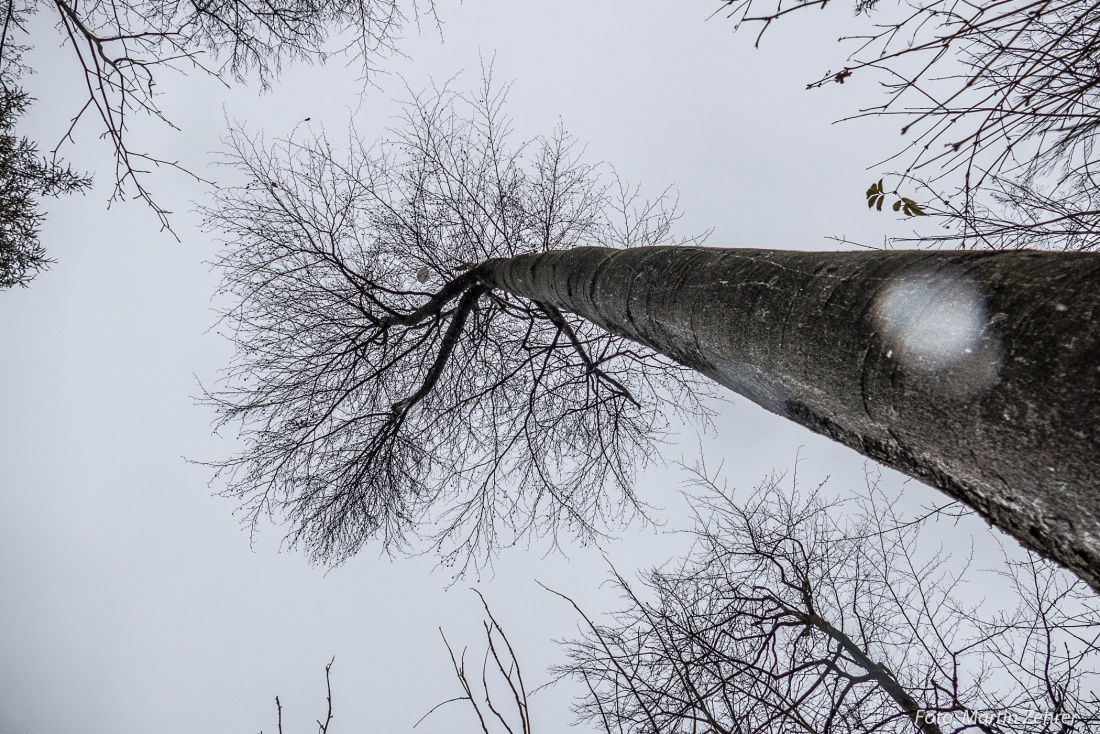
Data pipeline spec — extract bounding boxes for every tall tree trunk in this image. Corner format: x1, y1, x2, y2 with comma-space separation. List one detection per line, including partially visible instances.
479, 246, 1100, 591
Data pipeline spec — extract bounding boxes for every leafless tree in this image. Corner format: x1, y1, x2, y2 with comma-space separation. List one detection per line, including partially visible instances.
713, 0, 1100, 251
203, 76, 1100, 591
903, 172, 1100, 251
249, 471, 1100, 734
262, 656, 335, 734
555, 466, 1100, 733
255, 592, 538, 734
0, 81, 90, 287
419, 589, 534, 734
203, 75, 710, 574
0, 0, 432, 229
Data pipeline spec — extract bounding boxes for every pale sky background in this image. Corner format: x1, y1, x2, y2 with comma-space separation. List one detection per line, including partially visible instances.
0, 2, 1011, 732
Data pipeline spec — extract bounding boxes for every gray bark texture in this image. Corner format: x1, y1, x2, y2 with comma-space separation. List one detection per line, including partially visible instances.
478, 246, 1100, 591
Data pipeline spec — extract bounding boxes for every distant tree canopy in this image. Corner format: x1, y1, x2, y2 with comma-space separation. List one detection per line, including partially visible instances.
0, 0, 429, 225
0, 83, 89, 287
0, 0, 433, 288
719, 0, 1100, 250
557, 468, 1100, 734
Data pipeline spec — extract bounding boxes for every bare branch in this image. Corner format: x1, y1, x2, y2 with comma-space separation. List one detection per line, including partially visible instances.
200, 75, 711, 573
554, 466, 1100, 733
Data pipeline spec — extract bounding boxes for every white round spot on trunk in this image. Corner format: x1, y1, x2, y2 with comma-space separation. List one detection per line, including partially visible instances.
874, 270, 988, 372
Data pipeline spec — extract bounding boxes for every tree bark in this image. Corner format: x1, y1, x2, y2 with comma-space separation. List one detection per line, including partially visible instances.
478, 246, 1100, 592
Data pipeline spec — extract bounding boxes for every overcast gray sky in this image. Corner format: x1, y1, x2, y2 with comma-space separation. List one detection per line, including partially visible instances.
0, 2, 1007, 732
